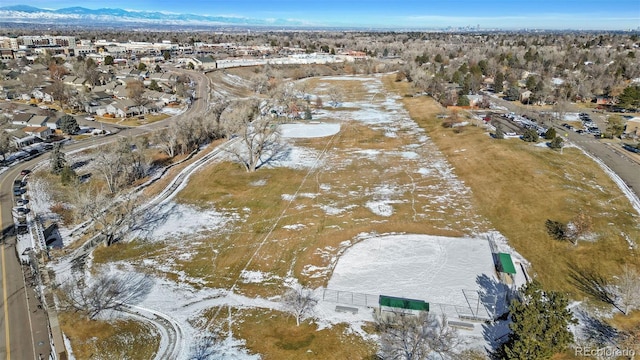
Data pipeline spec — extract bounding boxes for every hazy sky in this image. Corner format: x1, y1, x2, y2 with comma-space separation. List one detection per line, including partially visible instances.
4, 0, 640, 29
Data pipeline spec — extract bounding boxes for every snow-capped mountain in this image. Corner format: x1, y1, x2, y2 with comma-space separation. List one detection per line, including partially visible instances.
0, 5, 306, 27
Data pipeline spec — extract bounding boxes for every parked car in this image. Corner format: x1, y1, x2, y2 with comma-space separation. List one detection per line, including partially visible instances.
16, 199, 28, 206
14, 207, 30, 215
20, 169, 31, 176
13, 188, 23, 196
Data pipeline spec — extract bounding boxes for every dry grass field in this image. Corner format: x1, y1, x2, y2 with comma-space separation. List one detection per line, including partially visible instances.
59, 312, 159, 359
199, 307, 376, 360
84, 71, 640, 359
383, 76, 640, 294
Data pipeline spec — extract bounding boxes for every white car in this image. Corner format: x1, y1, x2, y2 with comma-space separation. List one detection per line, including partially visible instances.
85, 116, 95, 121
16, 199, 28, 206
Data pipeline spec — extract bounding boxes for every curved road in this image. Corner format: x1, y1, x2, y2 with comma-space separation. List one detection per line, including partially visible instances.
0, 68, 210, 360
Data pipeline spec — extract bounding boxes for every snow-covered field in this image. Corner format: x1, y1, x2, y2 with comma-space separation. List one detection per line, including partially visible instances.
279, 122, 340, 138
328, 234, 497, 311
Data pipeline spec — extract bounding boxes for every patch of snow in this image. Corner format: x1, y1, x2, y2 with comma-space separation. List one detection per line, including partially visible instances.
399, 151, 419, 159
279, 122, 340, 138
365, 201, 394, 217
240, 270, 273, 284
281, 194, 296, 201
161, 106, 187, 116
131, 202, 238, 242
249, 179, 267, 187
282, 224, 306, 231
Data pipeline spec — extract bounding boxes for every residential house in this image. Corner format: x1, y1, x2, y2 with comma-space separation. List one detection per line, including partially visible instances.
11, 113, 48, 127
28, 115, 49, 127
11, 113, 36, 126
22, 126, 52, 139
520, 90, 533, 104
105, 99, 138, 118
8, 129, 38, 148
63, 75, 86, 89
148, 72, 175, 83
32, 86, 54, 103
45, 117, 62, 130
87, 99, 112, 116
112, 84, 129, 99
146, 90, 176, 105
466, 95, 484, 108
595, 96, 616, 105
93, 81, 118, 94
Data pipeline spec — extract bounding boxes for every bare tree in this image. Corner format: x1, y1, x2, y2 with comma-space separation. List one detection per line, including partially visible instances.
94, 150, 125, 194
17, 73, 41, 94
0, 122, 14, 161
327, 86, 344, 107
189, 333, 221, 360
566, 210, 593, 245
93, 139, 150, 193
221, 101, 281, 172
615, 265, 640, 314
50, 80, 72, 110
570, 267, 627, 314
127, 79, 148, 111
75, 189, 139, 246
153, 127, 179, 158
59, 269, 153, 320
375, 310, 461, 360
282, 286, 318, 326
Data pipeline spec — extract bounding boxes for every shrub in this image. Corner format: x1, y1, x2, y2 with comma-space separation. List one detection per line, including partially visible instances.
545, 219, 567, 240
549, 136, 564, 149
522, 128, 539, 142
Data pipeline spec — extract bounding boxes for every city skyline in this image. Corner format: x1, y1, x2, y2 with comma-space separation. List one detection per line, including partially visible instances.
1, 0, 639, 30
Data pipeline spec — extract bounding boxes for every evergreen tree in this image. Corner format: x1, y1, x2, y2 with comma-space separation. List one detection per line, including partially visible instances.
60, 165, 77, 185
544, 128, 556, 140
59, 115, 80, 135
618, 85, 640, 109
495, 124, 505, 139
505, 87, 520, 101
304, 107, 312, 120
457, 95, 470, 106
104, 55, 114, 66
525, 76, 537, 91
497, 281, 576, 359
50, 143, 66, 175
494, 72, 505, 93
149, 79, 161, 91
138, 62, 147, 71
549, 136, 564, 149
522, 129, 539, 142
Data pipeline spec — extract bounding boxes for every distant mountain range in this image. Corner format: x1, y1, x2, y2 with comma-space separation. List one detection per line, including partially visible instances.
0, 5, 308, 28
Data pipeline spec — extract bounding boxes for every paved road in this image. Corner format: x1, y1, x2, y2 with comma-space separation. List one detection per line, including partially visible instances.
0, 166, 52, 360
0, 68, 210, 359
557, 127, 640, 199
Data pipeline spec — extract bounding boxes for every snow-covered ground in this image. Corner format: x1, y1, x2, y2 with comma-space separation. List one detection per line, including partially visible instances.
327, 234, 503, 319
279, 122, 340, 138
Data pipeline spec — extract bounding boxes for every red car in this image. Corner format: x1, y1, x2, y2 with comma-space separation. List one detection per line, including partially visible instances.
20, 169, 31, 176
